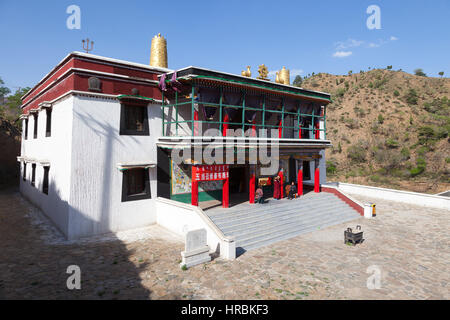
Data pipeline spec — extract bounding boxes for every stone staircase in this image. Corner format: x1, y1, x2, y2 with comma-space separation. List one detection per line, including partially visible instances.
206, 192, 361, 254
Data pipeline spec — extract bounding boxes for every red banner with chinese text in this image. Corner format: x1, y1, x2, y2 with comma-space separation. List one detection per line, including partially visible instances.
192, 165, 229, 182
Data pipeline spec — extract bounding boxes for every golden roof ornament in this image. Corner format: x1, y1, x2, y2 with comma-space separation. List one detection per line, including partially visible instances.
150, 33, 168, 68
275, 72, 281, 83
241, 66, 251, 77
275, 67, 290, 85
279, 66, 290, 85
257, 64, 269, 80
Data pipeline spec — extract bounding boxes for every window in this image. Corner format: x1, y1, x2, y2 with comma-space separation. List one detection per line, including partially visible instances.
31, 163, 36, 187
120, 104, 149, 135
33, 113, 38, 139
45, 108, 52, 137
42, 167, 49, 194
23, 163, 27, 181
121, 168, 151, 202
24, 118, 28, 140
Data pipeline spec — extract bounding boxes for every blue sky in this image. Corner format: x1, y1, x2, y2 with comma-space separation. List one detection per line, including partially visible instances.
0, 0, 449, 91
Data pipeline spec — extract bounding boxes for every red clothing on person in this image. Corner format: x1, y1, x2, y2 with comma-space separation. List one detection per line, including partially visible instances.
273, 179, 281, 199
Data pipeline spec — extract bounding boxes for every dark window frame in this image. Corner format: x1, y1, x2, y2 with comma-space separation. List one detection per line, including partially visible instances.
31, 163, 36, 187
33, 113, 38, 139
23, 163, 27, 181
42, 166, 49, 195
121, 168, 151, 202
119, 102, 149, 136
45, 108, 52, 137
24, 118, 28, 140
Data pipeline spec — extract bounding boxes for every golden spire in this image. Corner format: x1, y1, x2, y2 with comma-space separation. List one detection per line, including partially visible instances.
150, 33, 168, 68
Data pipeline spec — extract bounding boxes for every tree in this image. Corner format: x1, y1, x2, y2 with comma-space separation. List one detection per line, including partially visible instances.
438, 71, 444, 78
386, 65, 392, 70
5, 87, 30, 120
292, 75, 303, 87
0, 77, 11, 98
414, 68, 427, 77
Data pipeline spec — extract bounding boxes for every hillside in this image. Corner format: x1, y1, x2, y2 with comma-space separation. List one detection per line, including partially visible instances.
301, 69, 450, 194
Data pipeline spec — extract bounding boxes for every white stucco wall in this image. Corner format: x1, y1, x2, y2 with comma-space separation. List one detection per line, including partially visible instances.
67, 95, 161, 239
19, 96, 74, 236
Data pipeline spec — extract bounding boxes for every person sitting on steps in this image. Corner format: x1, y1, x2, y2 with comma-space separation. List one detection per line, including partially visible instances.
288, 181, 297, 200
255, 184, 264, 204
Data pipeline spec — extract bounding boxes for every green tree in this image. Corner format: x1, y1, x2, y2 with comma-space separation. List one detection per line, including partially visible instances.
438, 71, 444, 78
386, 65, 393, 70
0, 77, 11, 98
414, 68, 427, 77
292, 75, 303, 87
4, 87, 30, 120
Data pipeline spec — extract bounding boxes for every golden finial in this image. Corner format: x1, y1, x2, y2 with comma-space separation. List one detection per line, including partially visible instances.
150, 33, 168, 68
279, 66, 290, 85
257, 64, 269, 80
241, 66, 251, 77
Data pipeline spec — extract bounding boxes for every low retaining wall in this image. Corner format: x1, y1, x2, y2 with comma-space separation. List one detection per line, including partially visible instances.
155, 197, 235, 260
335, 182, 450, 210
320, 185, 365, 216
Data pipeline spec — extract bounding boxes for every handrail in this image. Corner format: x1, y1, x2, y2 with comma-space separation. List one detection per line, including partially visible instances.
156, 197, 234, 243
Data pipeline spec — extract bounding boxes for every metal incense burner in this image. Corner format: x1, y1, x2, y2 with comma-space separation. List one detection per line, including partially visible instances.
344, 225, 363, 246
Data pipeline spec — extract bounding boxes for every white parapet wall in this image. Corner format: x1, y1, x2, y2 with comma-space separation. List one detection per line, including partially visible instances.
155, 197, 236, 260
336, 182, 450, 210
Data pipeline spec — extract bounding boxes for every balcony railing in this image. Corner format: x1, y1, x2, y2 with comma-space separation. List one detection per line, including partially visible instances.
161, 85, 326, 139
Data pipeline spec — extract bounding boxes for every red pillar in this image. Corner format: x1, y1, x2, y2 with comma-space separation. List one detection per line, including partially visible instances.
223, 175, 229, 208
191, 166, 199, 206
249, 169, 255, 204
279, 170, 284, 198
314, 120, 320, 139
194, 110, 199, 136
278, 120, 283, 138
222, 114, 229, 137
314, 161, 320, 193
298, 125, 302, 139
298, 164, 303, 196
251, 120, 257, 137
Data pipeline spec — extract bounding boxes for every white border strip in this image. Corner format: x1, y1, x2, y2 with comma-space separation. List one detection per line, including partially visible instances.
336, 182, 450, 210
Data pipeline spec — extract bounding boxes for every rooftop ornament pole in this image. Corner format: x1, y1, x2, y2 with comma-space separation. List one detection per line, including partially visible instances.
81, 38, 94, 53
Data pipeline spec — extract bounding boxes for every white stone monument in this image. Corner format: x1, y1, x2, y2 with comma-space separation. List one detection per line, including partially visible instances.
180, 229, 211, 269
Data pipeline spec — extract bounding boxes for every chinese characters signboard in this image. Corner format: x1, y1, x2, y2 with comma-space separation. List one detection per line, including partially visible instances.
192, 165, 229, 182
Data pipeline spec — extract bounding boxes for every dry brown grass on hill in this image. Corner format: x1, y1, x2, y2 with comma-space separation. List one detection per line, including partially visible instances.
301, 69, 450, 194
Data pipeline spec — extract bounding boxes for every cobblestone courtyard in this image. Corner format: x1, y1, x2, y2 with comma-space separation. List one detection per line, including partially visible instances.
0, 188, 448, 299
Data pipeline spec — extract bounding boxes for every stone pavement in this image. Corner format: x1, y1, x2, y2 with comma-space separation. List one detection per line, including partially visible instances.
0, 188, 448, 299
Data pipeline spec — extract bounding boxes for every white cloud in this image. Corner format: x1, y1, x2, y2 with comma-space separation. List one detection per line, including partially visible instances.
333, 51, 353, 58
368, 42, 380, 48
335, 39, 364, 50
390, 36, 398, 41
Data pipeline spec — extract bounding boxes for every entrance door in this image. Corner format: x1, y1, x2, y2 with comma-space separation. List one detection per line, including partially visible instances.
229, 166, 247, 194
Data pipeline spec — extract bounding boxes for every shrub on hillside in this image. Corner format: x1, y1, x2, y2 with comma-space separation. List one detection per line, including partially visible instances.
347, 144, 366, 163
326, 160, 337, 175
414, 68, 427, 77
404, 89, 418, 105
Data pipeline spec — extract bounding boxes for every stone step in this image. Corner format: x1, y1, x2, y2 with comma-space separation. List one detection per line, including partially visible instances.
220, 202, 350, 233
210, 199, 347, 227
233, 209, 357, 244
224, 207, 357, 238
209, 193, 336, 221
236, 217, 357, 251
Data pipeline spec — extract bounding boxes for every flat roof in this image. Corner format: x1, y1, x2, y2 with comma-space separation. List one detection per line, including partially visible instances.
22, 51, 173, 101
160, 66, 331, 103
